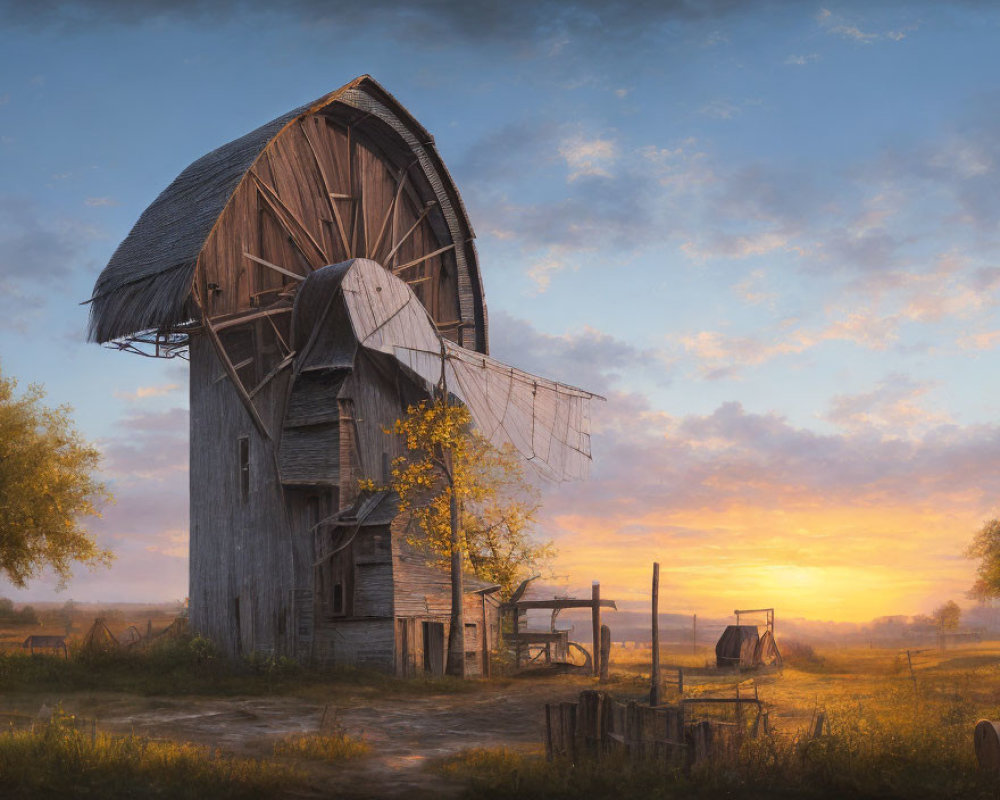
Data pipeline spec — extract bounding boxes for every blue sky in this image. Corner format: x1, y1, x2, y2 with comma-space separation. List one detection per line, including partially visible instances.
2, 1, 1000, 621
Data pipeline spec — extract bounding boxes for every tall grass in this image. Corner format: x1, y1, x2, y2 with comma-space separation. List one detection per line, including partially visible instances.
435, 647, 1000, 799
0, 634, 504, 697
273, 731, 371, 761
0, 707, 302, 799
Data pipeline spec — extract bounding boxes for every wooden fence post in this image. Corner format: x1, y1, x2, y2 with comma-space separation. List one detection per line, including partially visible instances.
560, 701, 578, 764
599, 625, 611, 683
544, 703, 554, 761
592, 582, 601, 678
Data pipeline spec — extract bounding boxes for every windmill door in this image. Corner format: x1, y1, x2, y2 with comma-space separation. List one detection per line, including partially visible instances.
422, 621, 445, 676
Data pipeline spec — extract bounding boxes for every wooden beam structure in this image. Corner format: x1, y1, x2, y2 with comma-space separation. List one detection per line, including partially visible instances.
592, 581, 601, 678
508, 599, 618, 611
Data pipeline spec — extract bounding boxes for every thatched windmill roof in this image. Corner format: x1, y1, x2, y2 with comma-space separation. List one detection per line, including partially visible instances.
87, 75, 485, 350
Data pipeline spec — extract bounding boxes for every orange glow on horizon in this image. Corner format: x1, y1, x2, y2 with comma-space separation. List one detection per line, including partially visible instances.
540, 502, 980, 622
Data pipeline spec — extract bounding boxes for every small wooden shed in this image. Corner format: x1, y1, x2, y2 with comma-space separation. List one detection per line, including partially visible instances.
715, 625, 759, 668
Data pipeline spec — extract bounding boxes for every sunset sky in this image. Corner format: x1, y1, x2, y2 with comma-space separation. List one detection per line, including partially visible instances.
2, 1, 999, 623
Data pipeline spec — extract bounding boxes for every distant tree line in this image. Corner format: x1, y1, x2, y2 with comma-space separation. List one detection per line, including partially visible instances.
0, 597, 38, 625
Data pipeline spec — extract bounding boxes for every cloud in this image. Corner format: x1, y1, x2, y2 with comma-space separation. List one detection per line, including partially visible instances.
113, 383, 181, 402
489, 309, 671, 395
958, 329, 1000, 351
682, 231, 794, 261
698, 100, 740, 120
100, 407, 188, 480
784, 53, 819, 65
533, 393, 998, 619
558, 135, 618, 181
731, 269, 775, 306
678, 306, 903, 378
826, 374, 951, 437
0, 196, 101, 328
84, 196, 118, 207
817, 8, 910, 44
0, 0, 769, 44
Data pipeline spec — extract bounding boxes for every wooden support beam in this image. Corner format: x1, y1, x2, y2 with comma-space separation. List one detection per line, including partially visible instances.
243, 252, 305, 282
348, 126, 362, 258
592, 582, 601, 678
212, 305, 293, 333
250, 170, 328, 267
300, 120, 351, 260
193, 293, 270, 440
513, 606, 521, 670
266, 311, 291, 355
509, 599, 618, 611
392, 243, 455, 275
369, 162, 414, 261
599, 624, 610, 683
383, 201, 436, 265
248, 352, 295, 400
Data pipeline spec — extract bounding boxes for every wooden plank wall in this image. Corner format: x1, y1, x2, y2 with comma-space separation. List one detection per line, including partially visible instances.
313, 618, 395, 669
197, 109, 462, 343
188, 334, 305, 659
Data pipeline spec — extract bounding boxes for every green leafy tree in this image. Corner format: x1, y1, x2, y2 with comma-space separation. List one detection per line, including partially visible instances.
0, 371, 112, 587
932, 600, 961, 631
379, 397, 553, 676
967, 519, 1000, 602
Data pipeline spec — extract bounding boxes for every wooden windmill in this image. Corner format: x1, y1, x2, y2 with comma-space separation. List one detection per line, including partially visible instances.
87, 76, 598, 673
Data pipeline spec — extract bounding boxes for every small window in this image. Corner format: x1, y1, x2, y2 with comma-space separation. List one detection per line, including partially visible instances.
238, 436, 250, 501
332, 584, 344, 615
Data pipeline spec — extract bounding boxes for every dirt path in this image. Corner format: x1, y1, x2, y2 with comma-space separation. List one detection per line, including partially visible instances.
3, 678, 588, 798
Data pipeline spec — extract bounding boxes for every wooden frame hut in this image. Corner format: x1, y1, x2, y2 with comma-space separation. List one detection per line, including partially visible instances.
87, 75, 599, 674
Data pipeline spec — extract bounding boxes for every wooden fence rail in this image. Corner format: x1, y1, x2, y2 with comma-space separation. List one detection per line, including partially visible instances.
545, 690, 759, 770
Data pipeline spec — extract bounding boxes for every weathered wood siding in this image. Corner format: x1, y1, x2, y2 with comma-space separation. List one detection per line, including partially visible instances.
313, 618, 395, 668
189, 333, 307, 659
196, 111, 464, 344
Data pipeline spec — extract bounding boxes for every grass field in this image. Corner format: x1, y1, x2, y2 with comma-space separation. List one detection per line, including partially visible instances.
3, 635, 1000, 798
435, 640, 1000, 799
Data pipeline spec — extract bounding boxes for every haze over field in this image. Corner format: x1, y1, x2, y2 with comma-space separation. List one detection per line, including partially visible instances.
1, 1, 999, 622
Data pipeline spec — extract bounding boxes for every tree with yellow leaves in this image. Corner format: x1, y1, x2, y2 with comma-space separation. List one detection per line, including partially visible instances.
386, 396, 552, 677
0, 370, 112, 587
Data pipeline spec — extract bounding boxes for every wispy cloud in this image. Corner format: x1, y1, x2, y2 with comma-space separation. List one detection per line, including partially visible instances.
537, 393, 996, 619
84, 196, 118, 207
826, 374, 951, 438
784, 53, 819, 66
113, 383, 180, 402
817, 8, 919, 45
558, 134, 618, 181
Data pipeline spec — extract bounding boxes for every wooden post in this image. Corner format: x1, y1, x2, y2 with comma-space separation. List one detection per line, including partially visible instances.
544, 704, 554, 761
650, 562, 660, 706
481, 593, 490, 679
592, 581, 601, 678
678, 666, 684, 695
560, 701, 578, 764
512, 606, 520, 670
600, 625, 611, 683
